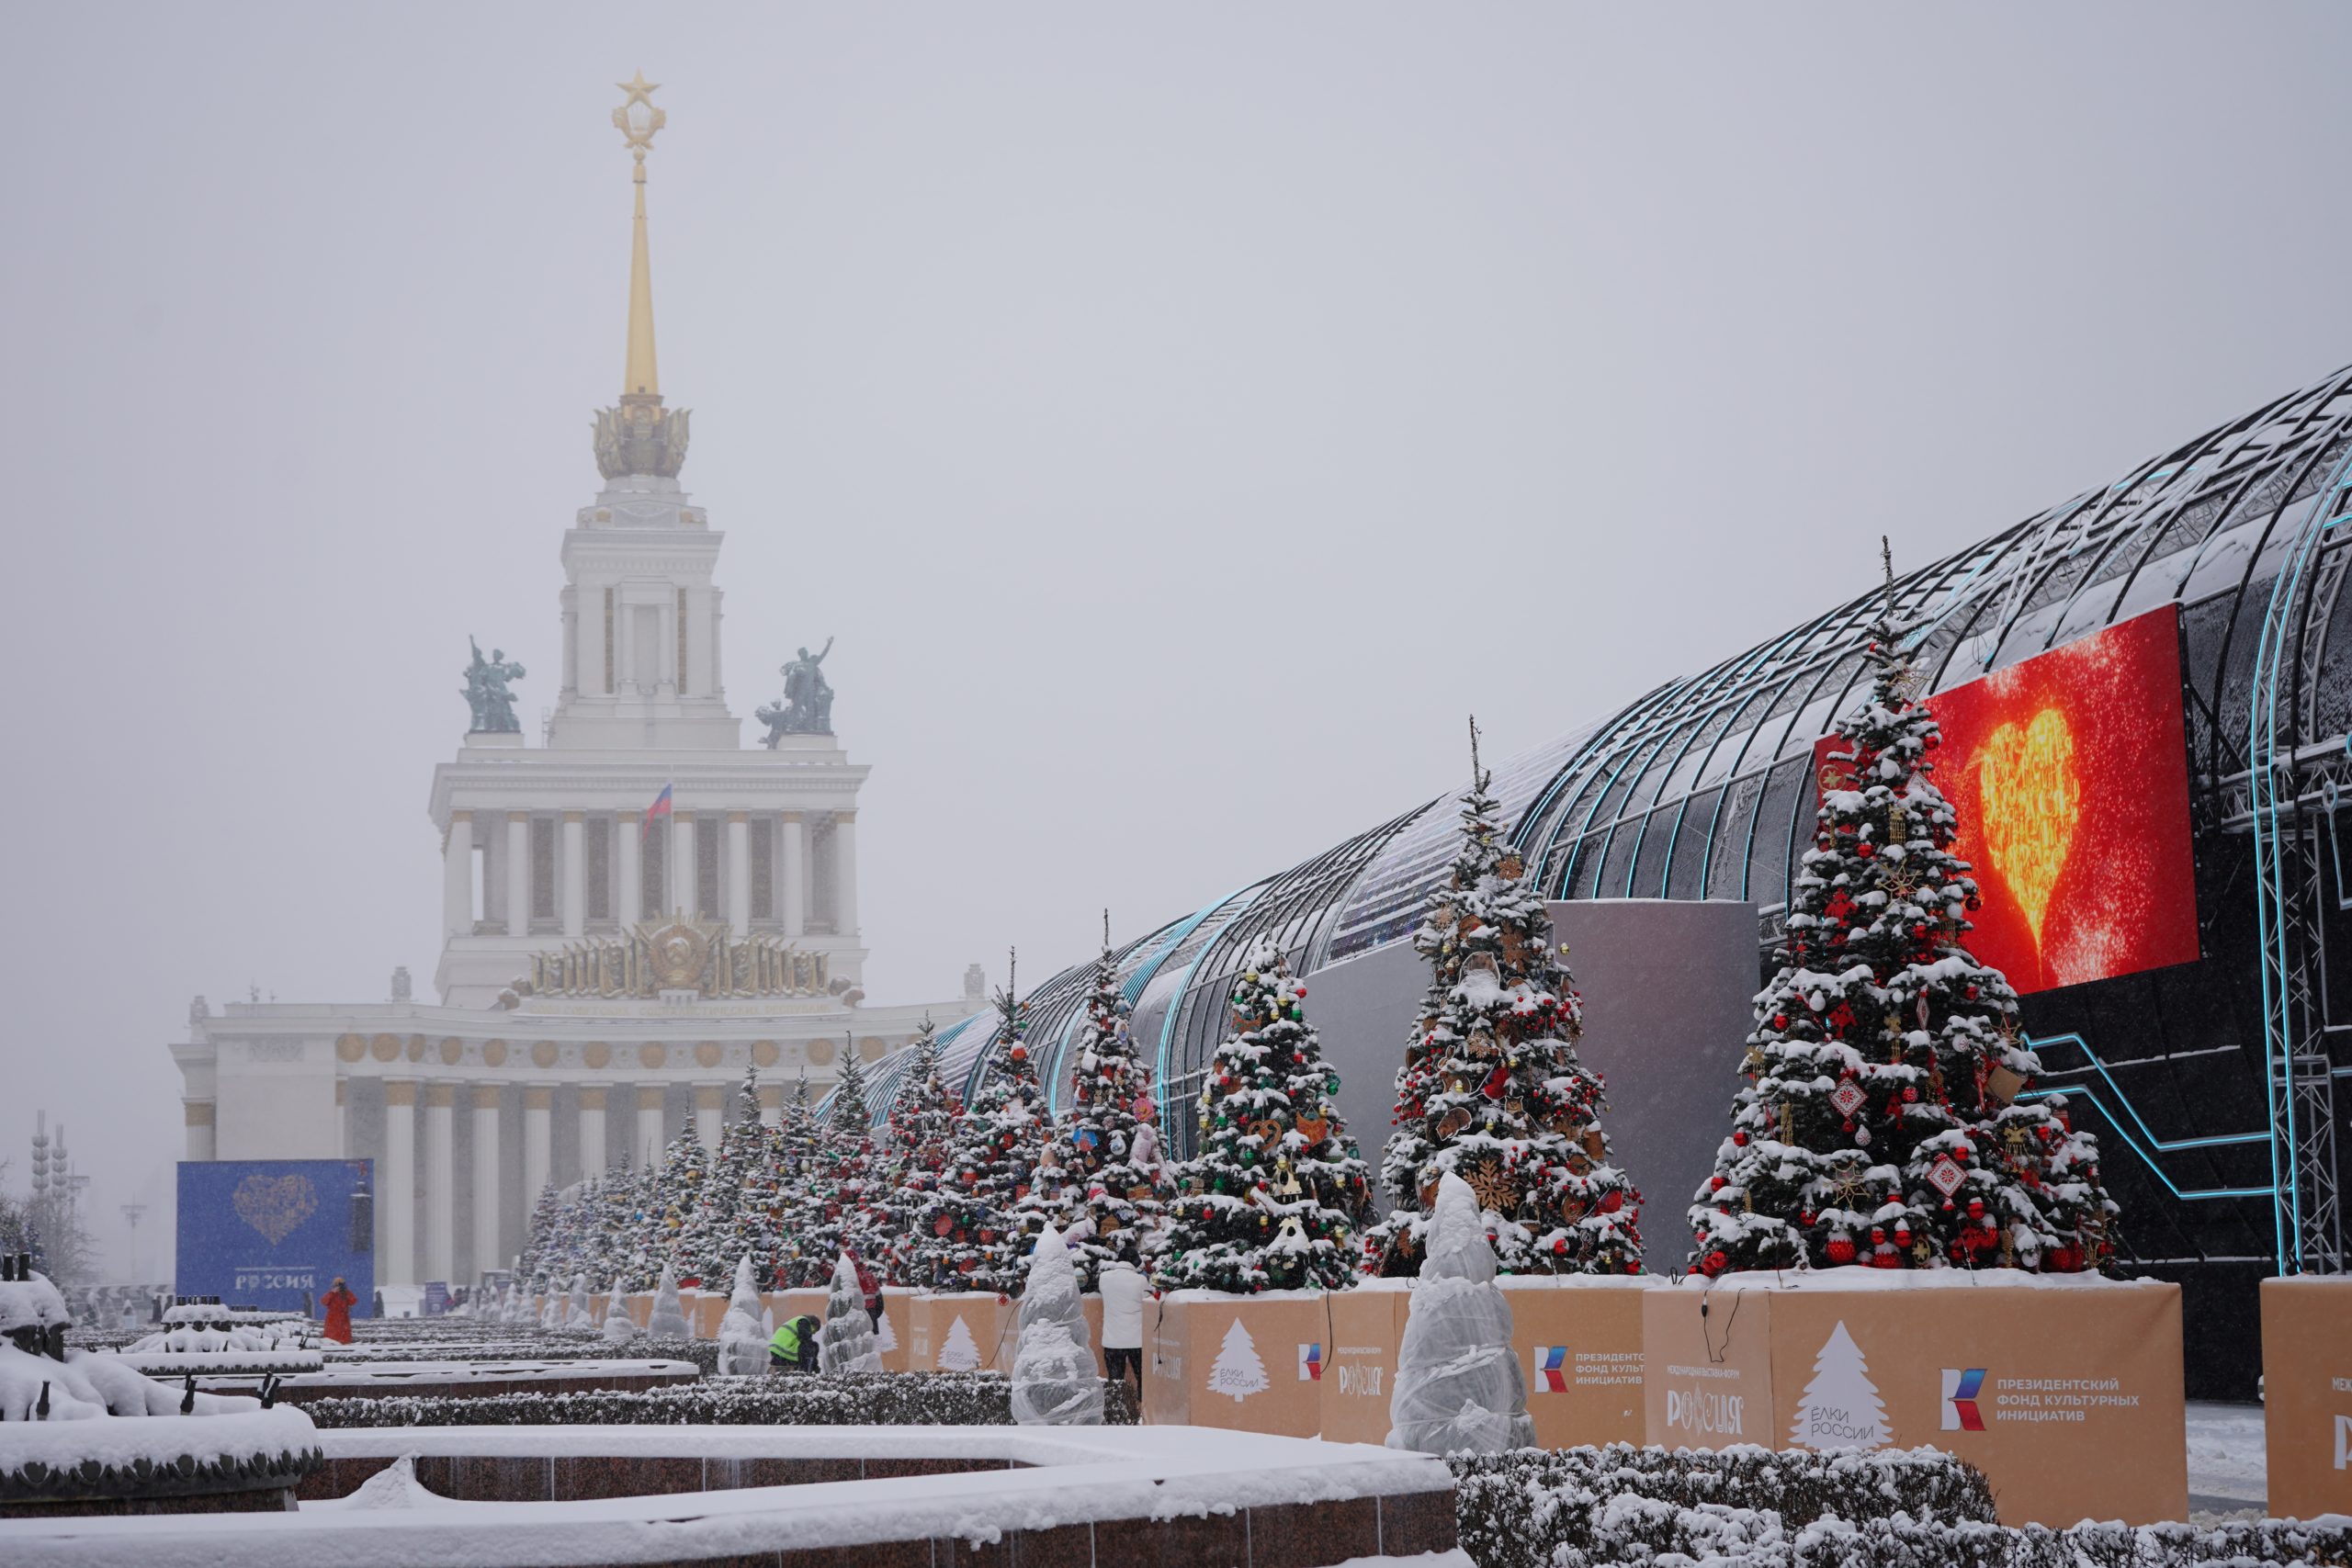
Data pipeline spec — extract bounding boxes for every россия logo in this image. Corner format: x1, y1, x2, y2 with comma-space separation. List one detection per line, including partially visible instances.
1941, 1367, 1987, 1431
1296, 1342, 1322, 1382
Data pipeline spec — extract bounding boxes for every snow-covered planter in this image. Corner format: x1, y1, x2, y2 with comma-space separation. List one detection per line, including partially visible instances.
1447, 1443, 1996, 1568
0, 1406, 322, 1511
301, 1370, 1139, 1428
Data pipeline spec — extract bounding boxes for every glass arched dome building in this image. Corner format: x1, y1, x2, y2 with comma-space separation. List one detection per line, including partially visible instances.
859, 360, 2352, 1392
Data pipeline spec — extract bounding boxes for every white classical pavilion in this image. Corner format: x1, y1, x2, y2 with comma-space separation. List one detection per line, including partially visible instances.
168, 81, 969, 1291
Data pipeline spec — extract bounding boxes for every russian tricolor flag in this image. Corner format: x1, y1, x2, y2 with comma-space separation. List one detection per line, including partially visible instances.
642, 783, 673, 841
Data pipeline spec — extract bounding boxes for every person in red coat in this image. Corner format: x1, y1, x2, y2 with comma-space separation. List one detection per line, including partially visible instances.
321, 1276, 357, 1344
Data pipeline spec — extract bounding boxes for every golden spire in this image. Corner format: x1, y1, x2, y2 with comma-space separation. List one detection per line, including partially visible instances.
593, 74, 689, 481
614, 73, 665, 399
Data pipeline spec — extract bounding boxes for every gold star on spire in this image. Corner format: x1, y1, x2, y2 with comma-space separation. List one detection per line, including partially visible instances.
613, 73, 666, 160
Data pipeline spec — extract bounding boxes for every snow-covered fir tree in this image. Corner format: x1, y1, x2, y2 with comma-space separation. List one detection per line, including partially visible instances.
1157, 941, 1374, 1292
1688, 547, 2119, 1275
916, 959, 1050, 1294
514, 1184, 564, 1280
1051, 930, 1170, 1289
643, 1128, 711, 1284
793, 1045, 879, 1281
1368, 726, 1643, 1277
771, 1075, 826, 1285
871, 1018, 961, 1285
681, 1072, 764, 1285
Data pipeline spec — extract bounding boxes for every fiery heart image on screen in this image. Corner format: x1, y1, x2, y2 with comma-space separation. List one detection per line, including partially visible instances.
1972, 707, 2082, 952
1815, 605, 2199, 995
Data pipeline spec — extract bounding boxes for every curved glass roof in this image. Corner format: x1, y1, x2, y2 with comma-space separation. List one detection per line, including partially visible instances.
863, 360, 2352, 1148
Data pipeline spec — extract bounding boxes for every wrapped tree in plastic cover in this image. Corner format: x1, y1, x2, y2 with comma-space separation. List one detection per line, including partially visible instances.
717, 1254, 770, 1376
817, 1251, 883, 1373
1010, 1224, 1103, 1426
601, 1280, 639, 1344
1386, 1172, 1533, 1457
564, 1272, 598, 1329
647, 1261, 692, 1338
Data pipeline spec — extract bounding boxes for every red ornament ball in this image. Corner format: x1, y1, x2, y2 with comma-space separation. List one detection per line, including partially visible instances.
1826, 1235, 1858, 1265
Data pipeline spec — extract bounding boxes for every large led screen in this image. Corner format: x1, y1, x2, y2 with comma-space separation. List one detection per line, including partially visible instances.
1817, 604, 2199, 995
178, 1158, 374, 1312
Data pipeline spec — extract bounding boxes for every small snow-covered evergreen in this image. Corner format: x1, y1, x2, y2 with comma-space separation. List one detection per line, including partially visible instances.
1386, 1172, 1533, 1456
1010, 1224, 1102, 1426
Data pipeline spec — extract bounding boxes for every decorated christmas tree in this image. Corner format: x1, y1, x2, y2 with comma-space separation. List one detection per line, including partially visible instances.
916, 954, 1050, 1295
643, 1128, 711, 1285
794, 1043, 880, 1280
872, 1018, 961, 1285
1367, 722, 1643, 1278
515, 1184, 564, 1280
770, 1074, 827, 1286
1051, 923, 1170, 1289
1688, 545, 2120, 1275
683, 1071, 781, 1287
1156, 941, 1374, 1293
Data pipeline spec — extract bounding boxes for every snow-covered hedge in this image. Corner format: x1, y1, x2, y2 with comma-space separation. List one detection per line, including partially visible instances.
303, 1371, 1139, 1429
1447, 1445, 2352, 1568
1449, 1443, 1996, 1567
325, 1336, 722, 1374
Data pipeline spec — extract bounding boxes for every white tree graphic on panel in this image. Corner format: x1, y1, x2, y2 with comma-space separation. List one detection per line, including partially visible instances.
1790, 1320, 1888, 1450
874, 1303, 899, 1354
1205, 1316, 1271, 1403
937, 1314, 983, 1372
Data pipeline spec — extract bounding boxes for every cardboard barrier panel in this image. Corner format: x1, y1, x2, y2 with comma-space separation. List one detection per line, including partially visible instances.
1501, 1277, 1648, 1450
876, 1286, 915, 1373
1145, 1291, 1327, 1437
2262, 1275, 2352, 1520
1320, 1282, 1411, 1444
910, 1292, 1015, 1373
625, 1292, 652, 1330
691, 1289, 726, 1341
1645, 1273, 2186, 1527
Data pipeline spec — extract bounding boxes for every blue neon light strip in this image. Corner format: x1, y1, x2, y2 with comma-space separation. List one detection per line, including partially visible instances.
2018, 1032, 2272, 1203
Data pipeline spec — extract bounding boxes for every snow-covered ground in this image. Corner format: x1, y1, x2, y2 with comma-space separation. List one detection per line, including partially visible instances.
2184, 1399, 2266, 1517
0, 1424, 1453, 1567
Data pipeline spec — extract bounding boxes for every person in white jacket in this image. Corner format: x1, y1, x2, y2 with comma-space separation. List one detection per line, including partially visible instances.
1096, 1258, 1149, 1393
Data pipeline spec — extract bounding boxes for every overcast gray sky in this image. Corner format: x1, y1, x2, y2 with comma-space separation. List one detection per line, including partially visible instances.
7, 4, 2350, 1278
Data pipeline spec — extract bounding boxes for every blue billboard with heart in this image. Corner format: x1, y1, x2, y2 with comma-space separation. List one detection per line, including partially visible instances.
176, 1159, 374, 1313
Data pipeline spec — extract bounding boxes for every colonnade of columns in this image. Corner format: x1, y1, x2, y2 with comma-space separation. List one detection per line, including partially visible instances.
438, 807, 855, 938
368, 1077, 770, 1288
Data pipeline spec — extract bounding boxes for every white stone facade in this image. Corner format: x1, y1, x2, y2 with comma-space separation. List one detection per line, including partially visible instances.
169, 158, 956, 1287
